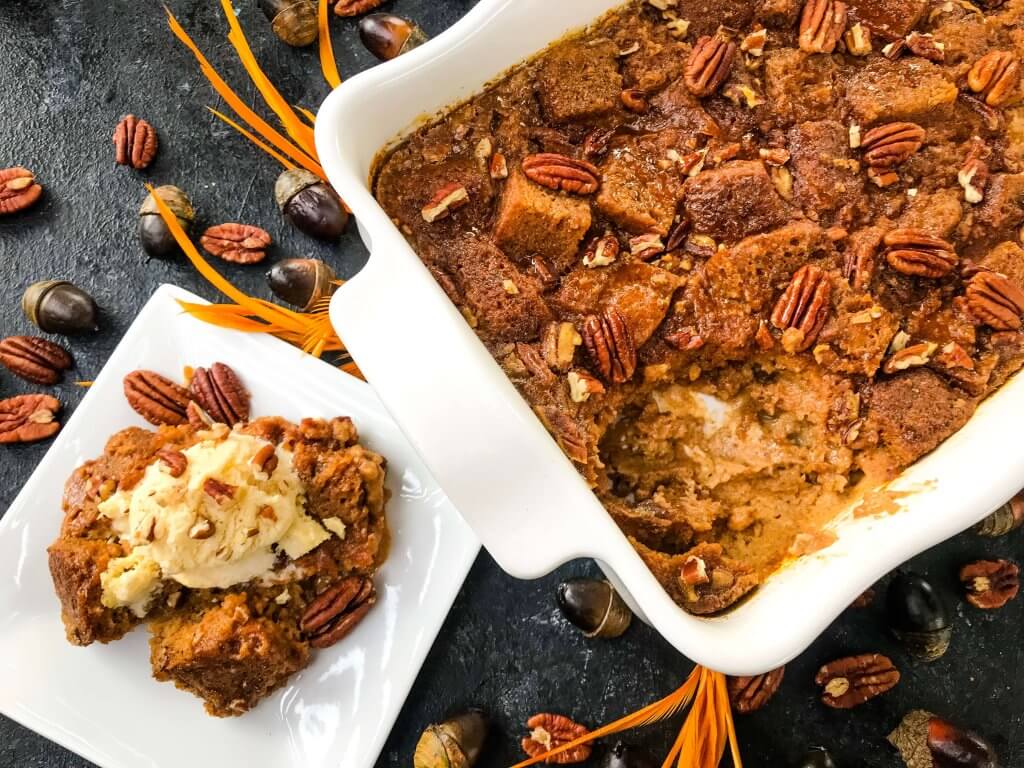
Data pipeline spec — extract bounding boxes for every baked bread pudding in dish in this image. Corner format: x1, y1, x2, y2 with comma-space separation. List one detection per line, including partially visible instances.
374, 0, 1024, 615
48, 414, 388, 716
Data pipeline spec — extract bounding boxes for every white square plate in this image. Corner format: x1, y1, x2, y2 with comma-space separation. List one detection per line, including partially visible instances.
0, 284, 479, 768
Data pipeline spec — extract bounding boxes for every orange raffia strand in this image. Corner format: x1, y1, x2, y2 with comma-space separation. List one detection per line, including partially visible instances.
318, 0, 342, 89
217, 0, 317, 154
207, 107, 296, 171
509, 666, 742, 768
164, 7, 325, 179
295, 105, 318, 127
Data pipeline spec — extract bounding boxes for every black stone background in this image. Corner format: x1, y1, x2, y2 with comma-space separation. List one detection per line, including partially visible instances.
0, 1, 1021, 766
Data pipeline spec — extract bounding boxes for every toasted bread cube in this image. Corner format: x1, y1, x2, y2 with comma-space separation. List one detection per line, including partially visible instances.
536, 40, 622, 124
684, 160, 791, 242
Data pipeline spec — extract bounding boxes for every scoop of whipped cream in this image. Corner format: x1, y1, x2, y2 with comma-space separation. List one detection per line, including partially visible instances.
98, 426, 330, 615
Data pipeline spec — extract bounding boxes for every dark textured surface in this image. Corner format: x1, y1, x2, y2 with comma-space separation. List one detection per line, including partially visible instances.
0, 2, 1021, 767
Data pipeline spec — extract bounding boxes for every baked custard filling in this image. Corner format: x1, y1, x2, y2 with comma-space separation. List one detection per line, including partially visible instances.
373, 0, 1024, 614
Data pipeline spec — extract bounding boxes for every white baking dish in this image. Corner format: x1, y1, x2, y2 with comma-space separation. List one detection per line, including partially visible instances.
315, 0, 1024, 674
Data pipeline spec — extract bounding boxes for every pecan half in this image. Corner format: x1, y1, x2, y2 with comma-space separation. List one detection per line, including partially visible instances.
0, 167, 43, 215
966, 271, 1024, 330
677, 543, 756, 614
799, 0, 848, 54
0, 336, 72, 384
200, 223, 271, 264
123, 370, 192, 426
421, 182, 470, 222
189, 362, 250, 425
906, 32, 945, 62
582, 232, 620, 268
728, 667, 785, 714
534, 405, 589, 464
883, 229, 957, 278
0, 394, 61, 444
770, 264, 832, 352
333, 0, 383, 15
203, 478, 236, 504
816, 653, 899, 708
582, 307, 637, 384
860, 122, 925, 168
882, 341, 937, 374
113, 115, 158, 170
684, 35, 737, 97
843, 240, 877, 291
521, 713, 592, 764
156, 448, 187, 478
522, 154, 600, 195
252, 443, 279, 475
967, 50, 1020, 107
960, 559, 1020, 609
516, 342, 557, 384
300, 576, 376, 648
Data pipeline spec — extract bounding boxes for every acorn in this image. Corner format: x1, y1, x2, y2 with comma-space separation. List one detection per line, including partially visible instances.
797, 747, 837, 768
358, 13, 427, 61
413, 710, 488, 768
886, 572, 952, 662
259, 0, 318, 47
266, 258, 337, 310
974, 491, 1024, 537
274, 169, 348, 241
556, 578, 632, 639
889, 710, 998, 768
138, 185, 194, 259
601, 741, 657, 768
22, 280, 99, 334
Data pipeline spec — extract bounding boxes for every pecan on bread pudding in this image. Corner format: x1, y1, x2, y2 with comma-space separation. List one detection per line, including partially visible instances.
48, 414, 388, 716
374, 0, 1024, 615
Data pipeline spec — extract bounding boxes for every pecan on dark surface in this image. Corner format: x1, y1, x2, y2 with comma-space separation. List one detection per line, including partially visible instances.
0, 166, 43, 215
123, 370, 192, 426
960, 559, 1020, 609
0, 394, 61, 444
883, 229, 958, 278
0, 335, 72, 385
189, 362, 250, 425
684, 34, 737, 97
200, 223, 271, 264
113, 115, 158, 169
582, 308, 636, 384
521, 713, 592, 764
522, 153, 600, 195
815, 653, 900, 708
728, 667, 785, 713
770, 264, 832, 352
300, 576, 377, 648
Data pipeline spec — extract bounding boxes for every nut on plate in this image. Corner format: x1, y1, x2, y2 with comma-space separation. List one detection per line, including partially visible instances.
413, 710, 489, 768
259, 0, 318, 47
22, 280, 99, 335
815, 653, 899, 708
266, 257, 337, 310
0, 166, 43, 215
275, 169, 348, 241
113, 115, 158, 170
138, 185, 194, 259
960, 559, 1020, 609
0, 394, 61, 444
0, 336, 72, 385
556, 577, 632, 638
200, 223, 272, 264
521, 713, 592, 764
189, 362, 250, 425
727, 666, 785, 713
359, 13, 428, 61
123, 369, 193, 426
300, 576, 376, 648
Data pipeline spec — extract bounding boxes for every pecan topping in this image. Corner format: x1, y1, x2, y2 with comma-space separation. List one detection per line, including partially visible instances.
186, 400, 215, 429
0, 167, 43, 215
252, 443, 279, 476
883, 229, 957, 278
300, 576, 376, 648
728, 667, 785, 713
799, 0, 848, 54
882, 341, 937, 374
202, 478, 236, 504
629, 232, 665, 261
680, 555, 710, 586
966, 271, 1024, 329
113, 115, 158, 170
189, 362, 250, 425
843, 240, 877, 291
156, 448, 187, 478
188, 518, 215, 540
620, 87, 649, 113
534, 405, 589, 464
582, 127, 615, 160
677, 543, 756, 614
844, 23, 871, 56
967, 50, 1020, 107
816, 653, 899, 708
0, 394, 61, 444
582, 307, 637, 384
770, 265, 832, 352
516, 342, 557, 384
200, 223, 272, 264
567, 370, 605, 403
905, 32, 945, 63
860, 122, 925, 168
542, 321, 583, 372
960, 559, 1020, 609
684, 35, 737, 97
522, 153, 600, 195
0, 335, 72, 385
867, 167, 899, 188
583, 233, 620, 268
958, 156, 989, 204
333, 0, 383, 16
123, 370, 192, 426
489, 151, 509, 180
421, 182, 470, 222
521, 713, 592, 764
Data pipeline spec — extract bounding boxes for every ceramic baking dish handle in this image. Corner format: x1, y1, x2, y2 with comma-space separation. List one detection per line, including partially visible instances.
330, 232, 627, 579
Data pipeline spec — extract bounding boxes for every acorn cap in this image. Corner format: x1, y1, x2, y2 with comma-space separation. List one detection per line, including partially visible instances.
275, 169, 321, 211
139, 185, 194, 222
261, 0, 318, 47
413, 711, 488, 768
